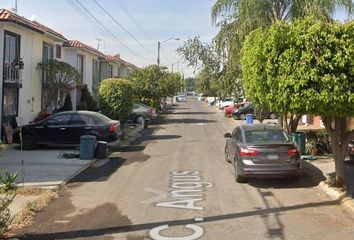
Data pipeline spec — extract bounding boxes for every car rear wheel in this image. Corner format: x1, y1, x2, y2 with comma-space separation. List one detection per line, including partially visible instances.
136, 115, 145, 124
234, 158, 246, 183
269, 112, 277, 119
239, 113, 246, 120
225, 146, 231, 163
22, 135, 37, 150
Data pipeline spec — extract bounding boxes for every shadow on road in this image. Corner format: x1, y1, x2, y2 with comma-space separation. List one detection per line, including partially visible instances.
248, 161, 326, 189
14, 200, 337, 240
170, 112, 216, 115
166, 118, 216, 124
68, 157, 126, 183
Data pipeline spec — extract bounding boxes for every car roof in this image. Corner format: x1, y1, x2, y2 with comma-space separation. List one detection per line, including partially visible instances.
238, 123, 283, 131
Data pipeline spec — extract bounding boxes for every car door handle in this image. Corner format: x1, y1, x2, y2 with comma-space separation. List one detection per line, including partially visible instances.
60, 128, 66, 130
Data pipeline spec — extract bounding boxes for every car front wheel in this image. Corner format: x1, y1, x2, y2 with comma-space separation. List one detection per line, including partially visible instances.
136, 115, 145, 124
225, 146, 231, 163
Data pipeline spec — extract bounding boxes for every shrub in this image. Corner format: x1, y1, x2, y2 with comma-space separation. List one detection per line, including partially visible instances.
60, 93, 73, 112
77, 86, 98, 111
99, 78, 134, 120
0, 194, 14, 238
0, 170, 18, 193
32, 111, 52, 122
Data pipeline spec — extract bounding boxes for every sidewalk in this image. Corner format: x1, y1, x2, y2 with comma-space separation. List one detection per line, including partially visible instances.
0, 124, 143, 219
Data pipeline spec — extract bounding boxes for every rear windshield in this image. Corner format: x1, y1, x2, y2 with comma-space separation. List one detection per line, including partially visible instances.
245, 129, 290, 143
85, 112, 113, 123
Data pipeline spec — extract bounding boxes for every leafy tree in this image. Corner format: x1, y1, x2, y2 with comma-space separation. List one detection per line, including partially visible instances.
78, 86, 98, 111
242, 18, 354, 186
60, 93, 73, 112
211, 0, 354, 125
129, 65, 181, 108
98, 78, 134, 120
37, 60, 80, 111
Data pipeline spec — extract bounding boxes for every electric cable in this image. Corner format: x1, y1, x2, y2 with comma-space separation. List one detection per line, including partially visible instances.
92, 0, 155, 56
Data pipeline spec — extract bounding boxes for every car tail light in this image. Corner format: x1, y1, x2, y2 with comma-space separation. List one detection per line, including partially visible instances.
240, 147, 259, 157
109, 122, 118, 133
287, 148, 300, 156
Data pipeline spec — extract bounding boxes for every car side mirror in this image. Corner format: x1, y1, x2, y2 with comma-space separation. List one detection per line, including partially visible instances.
224, 133, 231, 138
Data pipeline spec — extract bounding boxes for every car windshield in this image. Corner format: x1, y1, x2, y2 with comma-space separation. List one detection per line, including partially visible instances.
245, 129, 290, 143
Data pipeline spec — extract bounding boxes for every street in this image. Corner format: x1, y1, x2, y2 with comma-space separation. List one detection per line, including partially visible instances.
14, 97, 354, 240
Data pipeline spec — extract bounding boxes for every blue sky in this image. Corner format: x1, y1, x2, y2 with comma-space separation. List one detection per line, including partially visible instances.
1, 0, 352, 78
1, 0, 217, 77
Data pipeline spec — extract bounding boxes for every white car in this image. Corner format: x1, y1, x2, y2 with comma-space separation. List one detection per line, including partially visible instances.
218, 98, 234, 109
177, 95, 187, 102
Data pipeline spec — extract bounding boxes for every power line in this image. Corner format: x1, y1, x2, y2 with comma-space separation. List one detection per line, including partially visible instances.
114, 0, 155, 41
67, 0, 153, 61
159, 0, 203, 25
92, 0, 155, 56
65, 0, 109, 39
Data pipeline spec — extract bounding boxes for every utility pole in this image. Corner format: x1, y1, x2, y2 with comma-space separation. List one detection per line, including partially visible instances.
157, 41, 161, 67
95, 38, 102, 51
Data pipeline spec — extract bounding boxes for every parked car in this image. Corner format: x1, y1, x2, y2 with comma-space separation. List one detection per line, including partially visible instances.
224, 102, 251, 117
218, 98, 234, 109
13, 111, 121, 150
198, 94, 206, 101
127, 103, 157, 124
224, 124, 302, 182
346, 140, 354, 161
232, 104, 277, 120
176, 95, 187, 102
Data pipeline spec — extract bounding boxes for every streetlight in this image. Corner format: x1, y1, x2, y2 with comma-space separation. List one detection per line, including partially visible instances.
157, 37, 179, 67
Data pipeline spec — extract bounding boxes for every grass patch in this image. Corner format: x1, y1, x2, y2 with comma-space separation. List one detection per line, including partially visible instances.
10, 190, 58, 230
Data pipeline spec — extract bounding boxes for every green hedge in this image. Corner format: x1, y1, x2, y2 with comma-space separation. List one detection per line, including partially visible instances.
98, 78, 134, 120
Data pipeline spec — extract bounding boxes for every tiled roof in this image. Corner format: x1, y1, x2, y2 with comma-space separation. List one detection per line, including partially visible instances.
63, 40, 105, 58
0, 9, 66, 41
105, 55, 120, 63
32, 21, 66, 41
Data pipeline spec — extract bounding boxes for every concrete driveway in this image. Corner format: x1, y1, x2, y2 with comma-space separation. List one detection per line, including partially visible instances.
0, 144, 95, 188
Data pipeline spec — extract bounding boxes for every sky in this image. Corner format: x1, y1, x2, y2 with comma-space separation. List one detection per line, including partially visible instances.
1, 0, 218, 78
0, 0, 352, 78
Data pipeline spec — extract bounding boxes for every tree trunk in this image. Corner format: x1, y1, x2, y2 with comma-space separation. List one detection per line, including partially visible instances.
323, 116, 354, 187
278, 114, 283, 128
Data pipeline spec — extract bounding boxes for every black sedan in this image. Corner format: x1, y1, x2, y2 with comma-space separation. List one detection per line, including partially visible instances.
224, 124, 302, 182
232, 104, 277, 120
13, 111, 121, 150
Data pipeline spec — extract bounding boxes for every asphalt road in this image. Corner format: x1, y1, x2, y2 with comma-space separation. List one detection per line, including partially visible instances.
14, 97, 354, 240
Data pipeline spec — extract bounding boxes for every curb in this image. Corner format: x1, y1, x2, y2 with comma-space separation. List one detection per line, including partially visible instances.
318, 181, 354, 213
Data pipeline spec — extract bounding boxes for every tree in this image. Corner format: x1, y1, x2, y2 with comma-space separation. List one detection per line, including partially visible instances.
98, 78, 134, 120
129, 65, 181, 108
211, 0, 354, 126
37, 60, 80, 111
242, 18, 354, 186
78, 86, 98, 111
60, 93, 73, 112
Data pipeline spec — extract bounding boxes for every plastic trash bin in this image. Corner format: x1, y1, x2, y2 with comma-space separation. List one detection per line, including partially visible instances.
80, 135, 96, 160
246, 114, 254, 124
292, 132, 306, 154
95, 141, 107, 159
344, 160, 354, 198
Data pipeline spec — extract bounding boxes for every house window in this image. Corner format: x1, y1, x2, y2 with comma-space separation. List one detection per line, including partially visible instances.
41, 42, 54, 110
55, 44, 62, 59
2, 31, 21, 122
3, 31, 20, 83
3, 88, 18, 117
109, 64, 113, 78
77, 54, 84, 83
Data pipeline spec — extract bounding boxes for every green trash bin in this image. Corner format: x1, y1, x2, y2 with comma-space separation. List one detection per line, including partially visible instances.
292, 132, 306, 154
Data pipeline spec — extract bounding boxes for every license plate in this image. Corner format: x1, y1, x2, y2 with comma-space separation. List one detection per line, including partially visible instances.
268, 154, 279, 160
